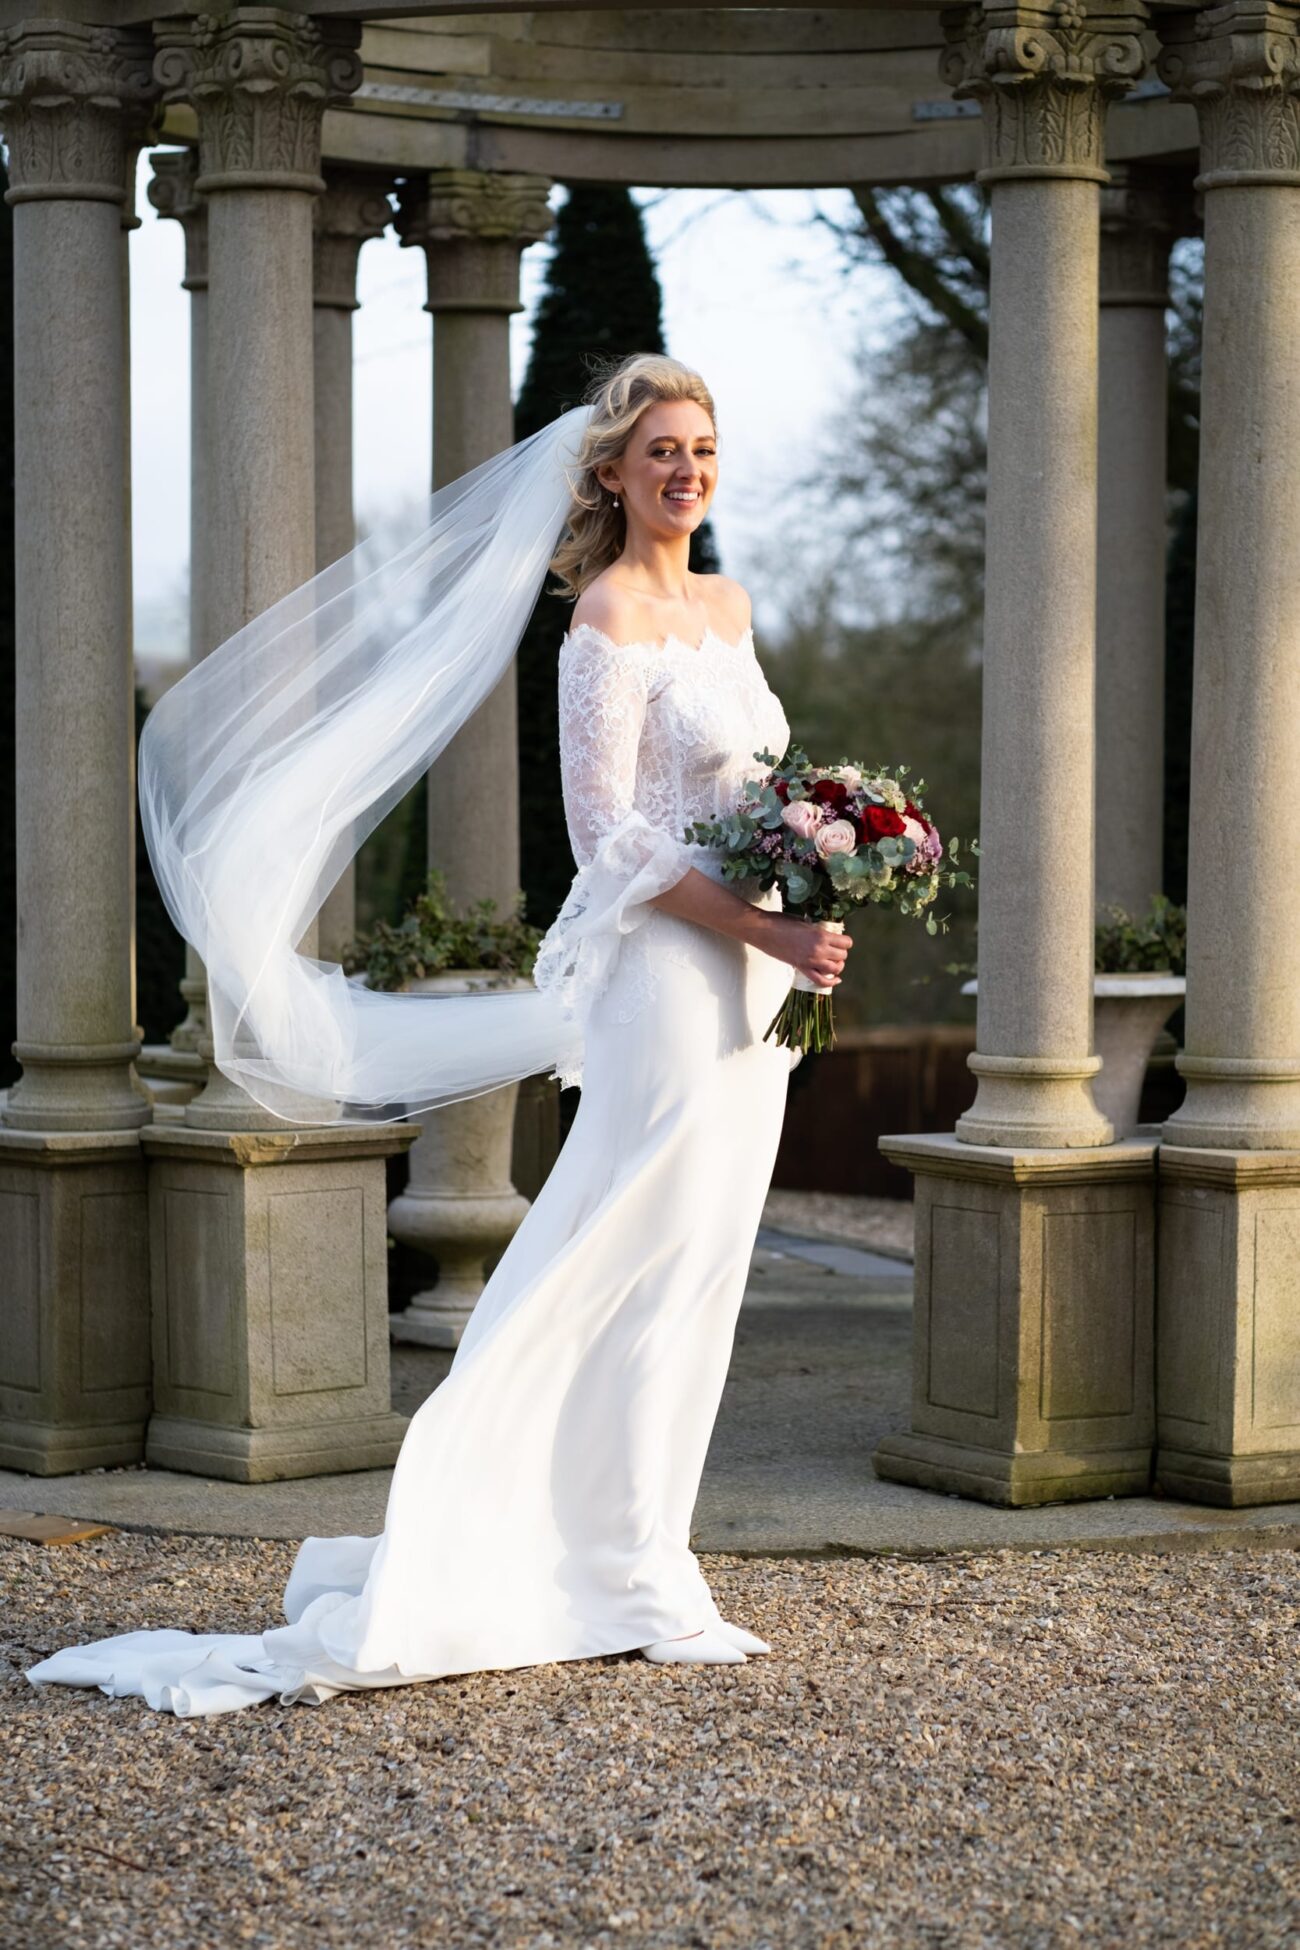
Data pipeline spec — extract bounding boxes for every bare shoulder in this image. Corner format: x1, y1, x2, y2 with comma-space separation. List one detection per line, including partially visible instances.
568, 574, 658, 650
699, 574, 753, 639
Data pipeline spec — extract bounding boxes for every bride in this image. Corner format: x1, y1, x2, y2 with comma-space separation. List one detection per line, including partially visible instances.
27, 353, 852, 1717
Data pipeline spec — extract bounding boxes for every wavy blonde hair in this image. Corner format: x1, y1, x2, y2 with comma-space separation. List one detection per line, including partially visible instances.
549, 353, 718, 599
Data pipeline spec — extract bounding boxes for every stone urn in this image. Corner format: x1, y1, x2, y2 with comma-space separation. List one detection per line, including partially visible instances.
961, 972, 1185, 1141
1091, 972, 1185, 1139
385, 970, 535, 1348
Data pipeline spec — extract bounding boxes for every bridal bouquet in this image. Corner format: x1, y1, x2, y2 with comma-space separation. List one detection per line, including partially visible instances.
683, 746, 976, 1055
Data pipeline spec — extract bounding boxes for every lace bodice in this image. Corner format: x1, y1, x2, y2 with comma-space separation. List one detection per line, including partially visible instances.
533, 620, 792, 1081
555, 621, 792, 874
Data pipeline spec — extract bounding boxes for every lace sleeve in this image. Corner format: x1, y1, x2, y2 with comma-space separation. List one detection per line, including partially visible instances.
532, 631, 695, 1075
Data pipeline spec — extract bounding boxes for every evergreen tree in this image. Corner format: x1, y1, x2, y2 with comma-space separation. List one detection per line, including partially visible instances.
514, 185, 719, 936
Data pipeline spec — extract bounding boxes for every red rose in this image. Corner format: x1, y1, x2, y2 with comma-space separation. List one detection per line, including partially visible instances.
811, 778, 849, 808
862, 804, 906, 840
773, 778, 790, 802
904, 799, 933, 832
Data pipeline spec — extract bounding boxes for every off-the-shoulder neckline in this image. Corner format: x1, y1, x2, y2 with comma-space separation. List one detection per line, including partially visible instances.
562, 620, 754, 658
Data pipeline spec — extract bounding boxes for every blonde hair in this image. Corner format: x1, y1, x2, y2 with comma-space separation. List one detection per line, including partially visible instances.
549, 353, 718, 599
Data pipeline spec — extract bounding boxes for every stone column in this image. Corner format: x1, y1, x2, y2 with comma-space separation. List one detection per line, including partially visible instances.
1152, 0, 1300, 1506
139, 10, 412, 1480
1096, 167, 1186, 917
396, 168, 551, 913
873, 1, 1160, 1507
0, 21, 157, 1471
143, 148, 210, 1097
386, 170, 552, 1347
312, 171, 392, 964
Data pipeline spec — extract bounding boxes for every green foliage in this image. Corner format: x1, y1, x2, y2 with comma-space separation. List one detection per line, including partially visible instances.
513, 185, 719, 938
1095, 895, 1187, 977
342, 867, 543, 992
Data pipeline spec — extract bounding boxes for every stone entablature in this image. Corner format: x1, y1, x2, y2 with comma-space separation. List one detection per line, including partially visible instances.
940, 0, 1152, 184
153, 6, 363, 197
0, 19, 157, 205
1157, 0, 1300, 188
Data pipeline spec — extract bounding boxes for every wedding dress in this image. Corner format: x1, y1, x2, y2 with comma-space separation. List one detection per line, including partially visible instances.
26, 618, 797, 1716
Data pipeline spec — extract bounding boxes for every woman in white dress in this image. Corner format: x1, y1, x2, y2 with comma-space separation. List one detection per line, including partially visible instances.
26, 355, 851, 1717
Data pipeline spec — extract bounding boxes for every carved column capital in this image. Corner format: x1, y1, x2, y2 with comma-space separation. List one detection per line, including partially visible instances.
396, 168, 553, 313
1099, 163, 1196, 302
154, 7, 363, 197
0, 20, 159, 207
1156, 0, 1300, 190
313, 171, 394, 310
940, 0, 1151, 184
148, 146, 208, 290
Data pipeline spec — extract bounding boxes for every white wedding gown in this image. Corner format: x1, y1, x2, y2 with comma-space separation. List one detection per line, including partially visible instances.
27, 620, 796, 1717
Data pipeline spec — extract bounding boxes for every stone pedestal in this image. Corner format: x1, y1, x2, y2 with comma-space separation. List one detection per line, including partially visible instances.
142, 1121, 414, 1481
872, 1133, 1157, 1505
1156, 1147, 1300, 1506
1148, 2, 1300, 1506
0, 1130, 150, 1473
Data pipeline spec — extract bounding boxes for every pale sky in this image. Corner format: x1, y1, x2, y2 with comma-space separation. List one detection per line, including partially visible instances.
129, 165, 899, 660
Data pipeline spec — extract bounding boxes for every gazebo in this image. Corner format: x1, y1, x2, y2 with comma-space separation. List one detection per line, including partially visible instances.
0, 3, 1294, 1510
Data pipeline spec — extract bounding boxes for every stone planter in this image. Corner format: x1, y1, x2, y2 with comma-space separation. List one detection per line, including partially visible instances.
961, 973, 1185, 1140
384, 970, 535, 1348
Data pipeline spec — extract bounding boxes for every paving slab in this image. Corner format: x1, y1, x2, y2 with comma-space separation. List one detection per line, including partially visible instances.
1, 1236, 1297, 1555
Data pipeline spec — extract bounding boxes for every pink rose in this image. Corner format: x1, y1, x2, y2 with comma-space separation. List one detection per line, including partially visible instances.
781, 800, 822, 840
814, 818, 857, 858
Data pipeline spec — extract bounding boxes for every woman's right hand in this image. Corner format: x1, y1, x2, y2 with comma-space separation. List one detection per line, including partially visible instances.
760, 913, 852, 987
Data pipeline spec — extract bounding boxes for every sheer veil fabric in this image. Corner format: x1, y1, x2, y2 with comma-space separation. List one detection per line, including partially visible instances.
138, 406, 602, 1126
26, 406, 800, 1716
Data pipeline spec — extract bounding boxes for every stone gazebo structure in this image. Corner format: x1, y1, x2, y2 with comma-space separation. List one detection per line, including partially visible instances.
0, 4, 1295, 1507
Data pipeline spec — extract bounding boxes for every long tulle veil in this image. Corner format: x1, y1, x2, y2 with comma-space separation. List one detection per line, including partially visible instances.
139, 406, 593, 1125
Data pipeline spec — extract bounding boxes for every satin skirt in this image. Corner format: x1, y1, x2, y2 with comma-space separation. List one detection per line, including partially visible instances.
26, 894, 795, 1716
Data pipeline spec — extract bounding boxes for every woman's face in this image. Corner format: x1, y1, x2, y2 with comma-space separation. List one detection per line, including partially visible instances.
597, 400, 718, 546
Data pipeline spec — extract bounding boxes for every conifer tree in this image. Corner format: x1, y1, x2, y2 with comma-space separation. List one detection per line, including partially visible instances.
514, 185, 719, 934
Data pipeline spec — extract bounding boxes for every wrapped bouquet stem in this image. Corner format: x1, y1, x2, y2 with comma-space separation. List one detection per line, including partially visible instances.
684, 746, 977, 1057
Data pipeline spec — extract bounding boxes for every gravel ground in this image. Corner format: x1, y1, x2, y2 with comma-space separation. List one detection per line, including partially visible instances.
762, 1190, 914, 1260
3, 1534, 1297, 1949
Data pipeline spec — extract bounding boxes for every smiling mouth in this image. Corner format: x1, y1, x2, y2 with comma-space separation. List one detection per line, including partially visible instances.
664, 490, 701, 505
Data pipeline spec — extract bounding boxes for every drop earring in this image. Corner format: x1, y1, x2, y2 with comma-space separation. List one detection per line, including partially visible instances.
612, 493, 620, 510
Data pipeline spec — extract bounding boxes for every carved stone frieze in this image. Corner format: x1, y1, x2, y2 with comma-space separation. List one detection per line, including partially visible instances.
1156, 0, 1300, 189
940, 1, 1151, 184
1099, 164, 1196, 303
154, 7, 363, 197
148, 147, 208, 290
396, 169, 553, 314
313, 173, 394, 310
0, 20, 158, 207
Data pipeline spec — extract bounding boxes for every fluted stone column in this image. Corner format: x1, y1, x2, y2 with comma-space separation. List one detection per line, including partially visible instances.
313, 171, 392, 964
143, 149, 210, 1095
139, 10, 412, 1481
1152, 0, 1300, 1506
873, 1, 1160, 1508
1096, 167, 1187, 917
0, 21, 158, 1471
388, 169, 552, 1346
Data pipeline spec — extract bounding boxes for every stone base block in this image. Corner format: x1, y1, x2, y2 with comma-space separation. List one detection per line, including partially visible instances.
872, 1131, 1158, 1508
147, 1408, 409, 1483
389, 1296, 462, 1349
141, 1119, 417, 1483
1156, 1146, 1300, 1507
0, 1128, 150, 1474
873, 1432, 1153, 1508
